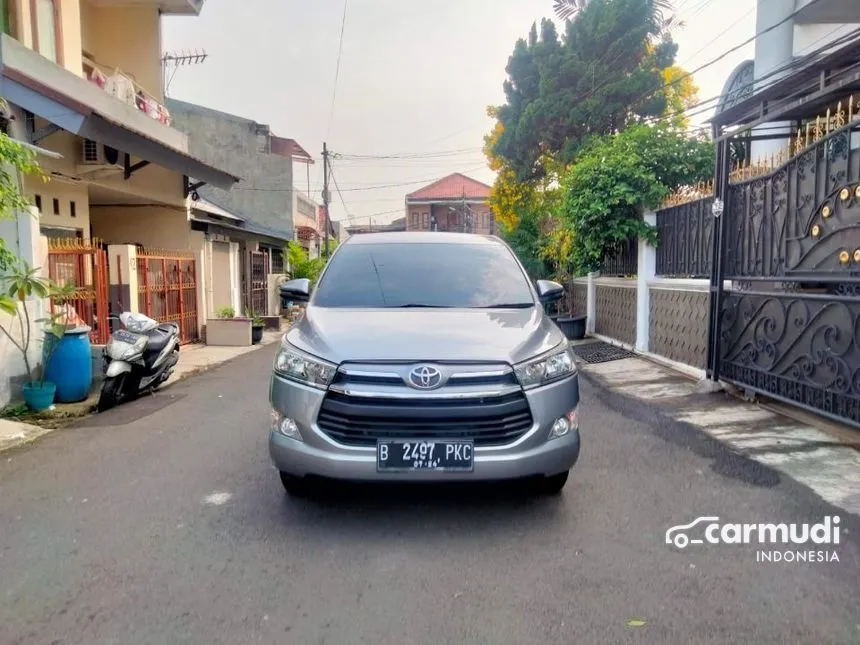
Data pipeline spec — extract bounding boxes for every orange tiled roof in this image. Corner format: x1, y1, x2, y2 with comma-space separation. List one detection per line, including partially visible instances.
406, 172, 491, 201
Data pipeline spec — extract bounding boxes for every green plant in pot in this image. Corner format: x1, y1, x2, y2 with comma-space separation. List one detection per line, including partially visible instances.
216, 306, 235, 319
248, 310, 265, 344
0, 260, 70, 411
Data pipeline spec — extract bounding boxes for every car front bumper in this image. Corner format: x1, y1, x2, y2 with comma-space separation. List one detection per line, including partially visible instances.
268, 372, 581, 482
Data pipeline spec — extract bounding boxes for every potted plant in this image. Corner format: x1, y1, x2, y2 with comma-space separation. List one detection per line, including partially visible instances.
0, 260, 68, 411
204, 305, 252, 347
249, 310, 265, 344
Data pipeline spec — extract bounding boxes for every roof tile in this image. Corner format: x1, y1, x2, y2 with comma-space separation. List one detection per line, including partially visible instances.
406, 172, 491, 201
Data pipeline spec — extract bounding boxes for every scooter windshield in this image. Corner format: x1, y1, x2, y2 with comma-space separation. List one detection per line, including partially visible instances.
120, 312, 159, 334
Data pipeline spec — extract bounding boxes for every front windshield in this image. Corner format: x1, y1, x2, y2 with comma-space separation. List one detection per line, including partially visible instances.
312, 242, 536, 308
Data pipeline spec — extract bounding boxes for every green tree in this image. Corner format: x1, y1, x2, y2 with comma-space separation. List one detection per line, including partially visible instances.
0, 120, 43, 271
285, 242, 327, 286
559, 122, 713, 274
490, 0, 678, 181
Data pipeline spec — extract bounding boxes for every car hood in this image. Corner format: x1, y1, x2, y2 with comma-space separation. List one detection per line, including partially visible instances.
285, 307, 566, 365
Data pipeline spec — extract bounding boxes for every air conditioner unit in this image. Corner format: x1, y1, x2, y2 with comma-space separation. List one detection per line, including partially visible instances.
81, 139, 122, 166
78, 139, 123, 178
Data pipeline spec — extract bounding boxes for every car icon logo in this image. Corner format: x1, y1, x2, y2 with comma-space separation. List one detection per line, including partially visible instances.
408, 365, 443, 390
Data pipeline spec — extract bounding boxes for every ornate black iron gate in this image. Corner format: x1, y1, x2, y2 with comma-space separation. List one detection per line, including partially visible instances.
709, 121, 860, 427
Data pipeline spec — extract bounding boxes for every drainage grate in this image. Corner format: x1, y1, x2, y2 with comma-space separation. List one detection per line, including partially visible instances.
571, 341, 636, 364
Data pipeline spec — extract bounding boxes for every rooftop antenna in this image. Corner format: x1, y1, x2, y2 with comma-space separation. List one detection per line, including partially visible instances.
161, 49, 208, 96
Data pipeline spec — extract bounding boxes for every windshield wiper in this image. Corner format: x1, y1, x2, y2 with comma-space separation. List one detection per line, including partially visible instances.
477, 302, 535, 309
390, 303, 455, 308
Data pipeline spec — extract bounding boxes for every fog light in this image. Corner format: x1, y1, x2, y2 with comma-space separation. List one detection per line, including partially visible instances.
270, 409, 303, 440
550, 417, 570, 438
549, 406, 579, 440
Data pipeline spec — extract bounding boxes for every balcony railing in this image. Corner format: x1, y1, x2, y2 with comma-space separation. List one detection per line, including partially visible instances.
82, 54, 171, 126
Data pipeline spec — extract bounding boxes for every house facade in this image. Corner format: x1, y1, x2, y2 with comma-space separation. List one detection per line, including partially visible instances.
0, 0, 237, 247
345, 216, 405, 235
404, 173, 495, 235
167, 99, 319, 311
0, 0, 240, 403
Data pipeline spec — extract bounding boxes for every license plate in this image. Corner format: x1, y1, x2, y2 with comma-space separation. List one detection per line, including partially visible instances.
114, 329, 142, 344
376, 440, 474, 472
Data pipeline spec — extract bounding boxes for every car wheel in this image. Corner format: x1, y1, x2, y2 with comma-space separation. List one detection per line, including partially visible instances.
279, 471, 314, 498
536, 471, 569, 495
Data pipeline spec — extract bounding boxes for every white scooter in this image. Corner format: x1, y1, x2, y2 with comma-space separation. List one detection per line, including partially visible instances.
97, 312, 180, 412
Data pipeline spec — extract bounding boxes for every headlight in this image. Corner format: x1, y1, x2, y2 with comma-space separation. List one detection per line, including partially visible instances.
273, 341, 336, 389
112, 336, 148, 361
514, 345, 576, 389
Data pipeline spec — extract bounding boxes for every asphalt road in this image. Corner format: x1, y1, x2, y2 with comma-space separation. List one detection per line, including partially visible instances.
1, 346, 859, 645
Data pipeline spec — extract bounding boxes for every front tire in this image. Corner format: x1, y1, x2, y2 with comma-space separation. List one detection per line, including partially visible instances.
279, 472, 315, 498
535, 471, 569, 495
97, 374, 133, 412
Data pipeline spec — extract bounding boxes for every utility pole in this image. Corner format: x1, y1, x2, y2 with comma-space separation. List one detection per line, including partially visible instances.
322, 142, 330, 259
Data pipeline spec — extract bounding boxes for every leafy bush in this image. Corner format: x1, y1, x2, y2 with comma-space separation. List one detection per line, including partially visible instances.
559, 123, 713, 275
285, 242, 327, 286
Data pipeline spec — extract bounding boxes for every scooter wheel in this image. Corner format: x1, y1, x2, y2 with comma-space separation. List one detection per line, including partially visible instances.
97, 374, 130, 412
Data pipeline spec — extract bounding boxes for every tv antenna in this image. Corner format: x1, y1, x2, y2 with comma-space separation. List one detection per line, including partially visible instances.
162, 49, 208, 96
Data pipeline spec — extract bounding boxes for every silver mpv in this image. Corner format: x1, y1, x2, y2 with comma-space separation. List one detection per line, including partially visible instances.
269, 232, 581, 495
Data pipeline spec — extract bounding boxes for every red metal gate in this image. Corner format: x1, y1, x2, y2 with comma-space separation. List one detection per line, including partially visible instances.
136, 248, 199, 343
247, 250, 269, 315
47, 238, 110, 344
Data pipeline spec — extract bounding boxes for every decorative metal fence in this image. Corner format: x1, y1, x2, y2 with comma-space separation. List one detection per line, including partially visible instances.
600, 236, 638, 277
714, 120, 860, 426
47, 238, 110, 344
136, 248, 199, 344
655, 197, 714, 279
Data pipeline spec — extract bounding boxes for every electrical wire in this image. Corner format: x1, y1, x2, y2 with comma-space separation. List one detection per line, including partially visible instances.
233, 165, 489, 193
328, 161, 352, 220
326, 0, 349, 139
626, 0, 829, 114
648, 26, 860, 127
333, 147, 484, 160
676, 4, 756, 68
571, 0, 826, 119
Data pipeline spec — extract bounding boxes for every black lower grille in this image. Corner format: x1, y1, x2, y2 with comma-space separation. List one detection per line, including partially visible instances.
317, 390, 533, 447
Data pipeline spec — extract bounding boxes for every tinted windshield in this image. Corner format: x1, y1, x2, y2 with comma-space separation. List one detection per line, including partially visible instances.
312, 242, 536, 308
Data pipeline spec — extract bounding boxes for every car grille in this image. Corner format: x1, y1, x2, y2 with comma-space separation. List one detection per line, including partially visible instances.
316, 363, 533, 447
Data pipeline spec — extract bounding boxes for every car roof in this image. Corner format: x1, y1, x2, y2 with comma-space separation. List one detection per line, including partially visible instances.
344, 232, 503, 246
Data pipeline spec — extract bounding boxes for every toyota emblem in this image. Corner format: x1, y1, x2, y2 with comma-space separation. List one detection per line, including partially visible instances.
408, 365, 443, 390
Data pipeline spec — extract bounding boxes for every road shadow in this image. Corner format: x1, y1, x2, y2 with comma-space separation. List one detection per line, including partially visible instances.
71, 391, 188, 428
255, 477, 575, 547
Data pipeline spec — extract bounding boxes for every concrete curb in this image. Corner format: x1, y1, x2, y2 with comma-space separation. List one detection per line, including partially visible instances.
0, 331, 284, 455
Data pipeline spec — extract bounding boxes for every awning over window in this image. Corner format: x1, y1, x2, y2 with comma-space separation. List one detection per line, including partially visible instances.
0, 34, 240, 189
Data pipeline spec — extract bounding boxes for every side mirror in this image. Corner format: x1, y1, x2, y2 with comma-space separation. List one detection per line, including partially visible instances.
279, 278, 311, 303
536, 279, 565, 303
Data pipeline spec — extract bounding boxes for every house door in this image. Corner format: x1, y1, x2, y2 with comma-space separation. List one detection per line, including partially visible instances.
210, 242, 233, 315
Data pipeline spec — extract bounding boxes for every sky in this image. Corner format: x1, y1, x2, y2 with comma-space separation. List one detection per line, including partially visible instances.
162, 0, 758, 227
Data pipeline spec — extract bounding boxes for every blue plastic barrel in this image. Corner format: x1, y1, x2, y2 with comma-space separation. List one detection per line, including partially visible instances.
43, 326, 93, 403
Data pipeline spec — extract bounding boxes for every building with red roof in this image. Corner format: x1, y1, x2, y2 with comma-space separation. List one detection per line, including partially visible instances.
404, 173, 496, 235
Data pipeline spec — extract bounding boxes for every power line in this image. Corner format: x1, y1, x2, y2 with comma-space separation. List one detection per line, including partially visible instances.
333, 147, 484, 160
676, 5, 755, 68
649, 25, 860, 127
326, 0, 349, 139
626, 0, 828, 114
233, 165, 489, 193
328, 161, 352, 220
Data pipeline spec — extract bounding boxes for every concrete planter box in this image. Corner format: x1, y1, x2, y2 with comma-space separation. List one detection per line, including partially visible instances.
205, 318, 252, 347
262, 316, 281, 331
